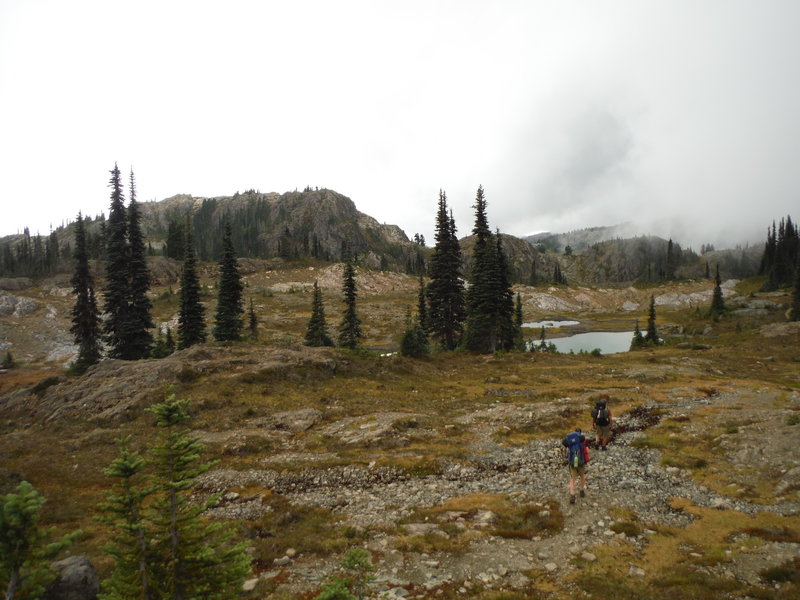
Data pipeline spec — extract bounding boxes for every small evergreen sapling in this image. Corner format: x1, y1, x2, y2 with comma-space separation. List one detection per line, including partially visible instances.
99, 393, 250, 600
709, 264, 726, 319
98, 438, 155, 600
1, 481, 80, 599
630, 320, 646, 350
147, 394, 250, 599
400, 310, 429, 358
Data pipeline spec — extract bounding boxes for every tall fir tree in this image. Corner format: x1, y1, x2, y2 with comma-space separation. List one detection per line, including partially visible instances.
461, 186, 494, 352
212, 224, 244, 341
463, 187, 513, 353
305, 281, 333, 347
103, 164, 132, 359
337, 258, 362, 349
665, 238, 675, 280
70, 212, 102, 374
709, 264, 726, 318
146, 393, 250, 599
177, 219, 206, 349
495, 232, 516, 350
644, 296, 659, 344
426, 191, 465, 350
127, 170, 154, 359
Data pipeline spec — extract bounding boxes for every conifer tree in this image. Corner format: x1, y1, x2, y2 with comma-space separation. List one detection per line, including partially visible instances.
426, 191, 465, 350
177, 219, 206, 349
98, 437, 155, 600
1, 352, 12, 369
463, 186, 495, 352
709, 264, 726, 318
212, 224, 244, 341
247, 298, 258, 340
103, 164, 132, 359
417, 273, 428, 333
644, 296, 659, 344
630, 320, 646, 350
1, 481, 80, 599
665, 238, 675, 280
463, 188, 514, 352
70, 211, 102, 374
791, 264, 800, 321
305, 281, 333, 347
127, 170, 154, 359
513, 293, 525, 351
338, 258, 362, 349
495, 232, 516, 350
537, 326, 548, 352
400, 309, 429, 359
147, 393, 250, 599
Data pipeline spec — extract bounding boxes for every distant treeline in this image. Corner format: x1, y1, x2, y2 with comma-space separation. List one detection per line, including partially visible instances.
759, 215, 798, 290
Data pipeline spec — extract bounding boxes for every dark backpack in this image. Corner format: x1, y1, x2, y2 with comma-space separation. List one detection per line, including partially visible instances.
564, 432, 587, 468
594, 406, 610, 426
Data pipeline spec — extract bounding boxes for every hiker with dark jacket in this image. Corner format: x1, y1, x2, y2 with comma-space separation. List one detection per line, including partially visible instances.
562, 428, 589, 504
591, 398, 613, 451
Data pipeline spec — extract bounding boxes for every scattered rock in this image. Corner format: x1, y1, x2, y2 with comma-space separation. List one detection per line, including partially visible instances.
628, 565, 646, 578
44, 555, 99, 600
242, 578, 259, 592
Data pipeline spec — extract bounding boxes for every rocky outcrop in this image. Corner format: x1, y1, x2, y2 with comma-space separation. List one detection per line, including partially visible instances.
0, 291, 39, 316
0, 345, 338, 422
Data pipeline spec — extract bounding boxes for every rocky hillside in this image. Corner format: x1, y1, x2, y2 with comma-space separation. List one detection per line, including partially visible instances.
1, 292, 799, 598
0, 188, 426, 276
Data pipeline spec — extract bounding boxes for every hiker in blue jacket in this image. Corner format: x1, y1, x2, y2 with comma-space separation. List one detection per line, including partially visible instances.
562, 428, 589, 504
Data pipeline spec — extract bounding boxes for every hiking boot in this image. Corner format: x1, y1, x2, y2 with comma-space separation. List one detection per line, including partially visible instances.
579, 489, 585, 498
569, 495, 576, 504
601, 445, 607, 451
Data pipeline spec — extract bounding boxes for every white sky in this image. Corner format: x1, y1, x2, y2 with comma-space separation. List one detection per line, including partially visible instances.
1, 0, 798, 250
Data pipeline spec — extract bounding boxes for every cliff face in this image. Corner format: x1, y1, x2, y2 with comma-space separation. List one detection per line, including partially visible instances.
137, 188, 422, 271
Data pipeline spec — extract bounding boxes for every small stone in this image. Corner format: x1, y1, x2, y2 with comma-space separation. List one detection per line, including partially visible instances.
545, 562, 558, 572
581, 552, 597, 562
285, 548, 297, 558
273, 556, 292, 567
629, 566, 645, 578
242, 578, 258, 592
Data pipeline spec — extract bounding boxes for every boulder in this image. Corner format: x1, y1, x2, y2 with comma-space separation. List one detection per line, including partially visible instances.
44, 555, 99, 600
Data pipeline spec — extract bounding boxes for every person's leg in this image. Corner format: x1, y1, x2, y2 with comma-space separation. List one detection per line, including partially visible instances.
569, 469, 577, 503
579, 472, 586, 496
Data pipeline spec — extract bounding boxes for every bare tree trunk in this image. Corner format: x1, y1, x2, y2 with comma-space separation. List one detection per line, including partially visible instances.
5, 570, 19, 600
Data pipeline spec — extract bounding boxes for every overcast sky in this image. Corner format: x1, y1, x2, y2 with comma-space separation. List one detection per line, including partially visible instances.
1, 0, 798, 250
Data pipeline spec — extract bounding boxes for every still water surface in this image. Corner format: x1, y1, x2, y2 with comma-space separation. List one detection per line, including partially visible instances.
549, 331, 634, 355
